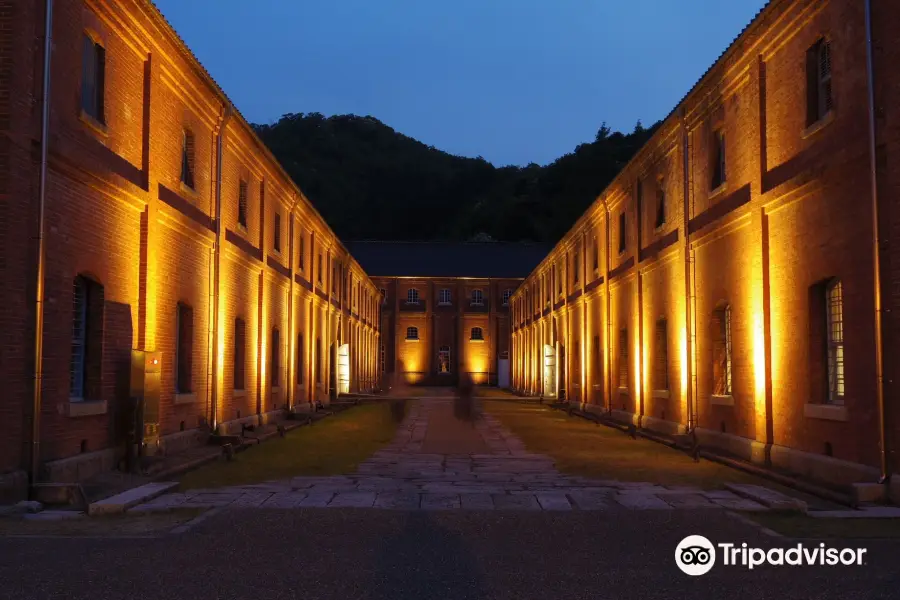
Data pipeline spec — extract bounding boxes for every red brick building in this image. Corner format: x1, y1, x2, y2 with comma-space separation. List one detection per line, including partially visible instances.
346, 242, 548, 387
511, 0, 900, 499
0, 0, 381, 500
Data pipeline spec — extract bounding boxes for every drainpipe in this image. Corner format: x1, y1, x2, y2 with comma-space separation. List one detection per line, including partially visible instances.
864, 0, 889, 484
286, 193, 301, 411
603, 199, 612, 414
29, 0, 54, 491
681, 111, 696, 432
209, 104, 232, 432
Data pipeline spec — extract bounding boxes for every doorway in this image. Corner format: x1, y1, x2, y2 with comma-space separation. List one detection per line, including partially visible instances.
337, 343, 350, 395
543, 344, 557, 399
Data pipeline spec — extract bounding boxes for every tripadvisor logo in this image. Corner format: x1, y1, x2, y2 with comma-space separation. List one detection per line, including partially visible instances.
675, 535, 867, 576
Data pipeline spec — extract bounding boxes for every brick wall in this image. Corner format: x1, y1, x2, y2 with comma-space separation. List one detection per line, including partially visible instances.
0, 0, 379, 485
512, 0, 897, 475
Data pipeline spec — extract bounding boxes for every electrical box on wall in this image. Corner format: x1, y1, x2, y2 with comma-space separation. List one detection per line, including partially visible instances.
131, 350, 162, 457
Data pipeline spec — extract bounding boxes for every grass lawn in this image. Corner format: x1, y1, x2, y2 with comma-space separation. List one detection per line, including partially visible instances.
750, 514, 900, 539
178, 401, 401, 490
482, 400, 785, 490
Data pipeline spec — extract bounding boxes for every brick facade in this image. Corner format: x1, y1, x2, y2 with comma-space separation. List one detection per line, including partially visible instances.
378, 277, 517, 387
511, 0, 900, 493
0, 0, 380, 499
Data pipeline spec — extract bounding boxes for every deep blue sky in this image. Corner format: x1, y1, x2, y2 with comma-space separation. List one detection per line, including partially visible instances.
154, 0, 767, 167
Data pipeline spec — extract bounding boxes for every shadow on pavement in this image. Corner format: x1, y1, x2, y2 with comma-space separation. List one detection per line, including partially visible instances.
367, 512, 488, 600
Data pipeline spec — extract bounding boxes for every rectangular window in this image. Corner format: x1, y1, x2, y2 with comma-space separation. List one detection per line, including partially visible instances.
81, 34, 105, 123
593, 236, 599, 271
273, 212, 282, 252
654, 320, 669, 391
70, 276, 104, 401
271, 327, 280, 387
438, 346, 451, 374
317, 254, 323, 284
826, 280, 844, 403
618, 328, 629, 388
315, 338, 322, 384
181, 129, 195, 190
380, 342, 386, 374
233, 318, 246, 390
592, 335, 602, 381
298, 234, 305, 270
711, 130, 726, 189
238, 180, 248, 228
618, 212, 626, 253
296, 333, 304, 385
712, 306, 733, 396
176, 303, 193, 394
573, 250, 580, 284
655, 186, 666, 228
439, 289, 452, 305
806, 39, 833, 126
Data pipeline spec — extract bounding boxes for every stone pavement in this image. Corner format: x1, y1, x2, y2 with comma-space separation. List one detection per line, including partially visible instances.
132, 397, 777, 512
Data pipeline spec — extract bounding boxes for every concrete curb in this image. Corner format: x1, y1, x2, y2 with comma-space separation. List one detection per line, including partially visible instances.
88, 482, 180, 516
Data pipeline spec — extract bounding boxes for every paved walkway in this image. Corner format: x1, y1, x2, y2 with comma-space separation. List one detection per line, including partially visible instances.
133, 396, 780, 512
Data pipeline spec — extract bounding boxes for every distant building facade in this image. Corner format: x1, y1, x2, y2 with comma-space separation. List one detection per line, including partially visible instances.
346, 242, 549, 387
509, 0, 900, 498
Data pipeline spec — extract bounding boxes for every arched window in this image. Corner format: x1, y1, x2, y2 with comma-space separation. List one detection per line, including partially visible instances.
438, 345, 451, 373
406, 326, 419, 340
470, 327, 484, 341
407, 288, 420, 305
471, 289, 484, 306
712, 305, 732, 395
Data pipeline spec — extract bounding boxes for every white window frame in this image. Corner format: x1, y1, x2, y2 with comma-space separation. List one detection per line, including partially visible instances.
439, 288, 452, 305
471, 289, 484, 306
406, 288, 420, 305
502, 289, 512, 306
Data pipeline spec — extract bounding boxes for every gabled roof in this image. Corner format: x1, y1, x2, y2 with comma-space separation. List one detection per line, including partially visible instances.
343, 241, 552, 279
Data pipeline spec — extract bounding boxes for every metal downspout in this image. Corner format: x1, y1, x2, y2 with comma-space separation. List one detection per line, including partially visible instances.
30, 0, 55, 492
603, 199, 612, 414
209, 105, 232, 432
864, 0, 889, 484
681, 112, 696, 432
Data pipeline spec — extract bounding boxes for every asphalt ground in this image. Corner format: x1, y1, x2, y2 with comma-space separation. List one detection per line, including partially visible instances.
2, 508, 898, 600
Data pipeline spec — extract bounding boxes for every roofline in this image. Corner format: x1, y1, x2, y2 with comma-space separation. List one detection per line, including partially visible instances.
367, 275, 527, 281
516, 0, 781, 290
141, 1, 372, 285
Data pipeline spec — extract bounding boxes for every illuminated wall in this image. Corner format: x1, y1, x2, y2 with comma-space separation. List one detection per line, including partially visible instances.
510, 0, 889, 476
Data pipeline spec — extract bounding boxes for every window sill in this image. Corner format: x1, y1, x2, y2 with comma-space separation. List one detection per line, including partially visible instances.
233, 389, 247, 398
79, 110, 108, 140
616, 386, 630, 396
174, 393, 196, 405
709, 182, 728, 200
236, 223, 248, 235
470, 303, 484, 308
469, 339, 485, 343
272, 249, 282, 258
710, 394, 735, 406
652, 389, 670, 400
801, 110, 835, 140
654, 222, 667, 233
66, 399, 108, 418
405, 338, 420, 343
803, 403, 848, 422
437, 302, 452, 306
179, 180, 199, 199
405, 302, 420, 306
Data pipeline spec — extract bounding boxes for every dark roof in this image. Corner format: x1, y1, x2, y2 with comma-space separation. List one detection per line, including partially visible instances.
344, 241, 552, 279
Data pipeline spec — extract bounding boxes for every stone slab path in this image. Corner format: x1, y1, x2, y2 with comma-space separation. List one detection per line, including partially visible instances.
132, 398, 779, 512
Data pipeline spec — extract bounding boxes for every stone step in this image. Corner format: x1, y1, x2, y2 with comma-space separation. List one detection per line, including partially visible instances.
88, 482, 180, 516
724, 483, 808, 513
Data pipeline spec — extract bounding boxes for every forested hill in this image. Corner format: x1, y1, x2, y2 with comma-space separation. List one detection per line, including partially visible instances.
253, 113, 659, 244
